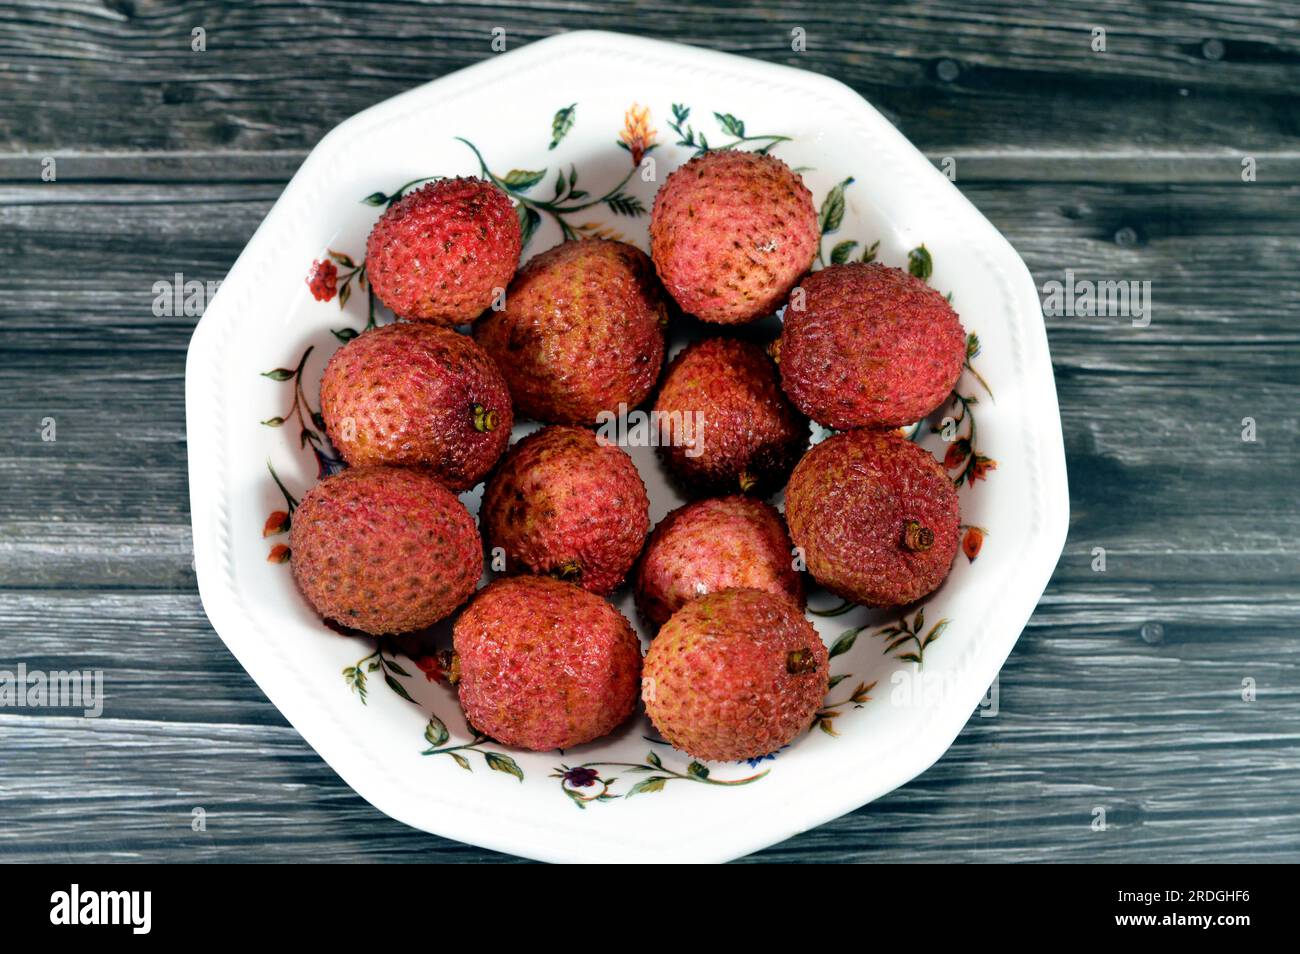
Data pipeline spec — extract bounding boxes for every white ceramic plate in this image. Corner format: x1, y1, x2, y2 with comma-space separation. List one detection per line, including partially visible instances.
186, 30, 1068, 863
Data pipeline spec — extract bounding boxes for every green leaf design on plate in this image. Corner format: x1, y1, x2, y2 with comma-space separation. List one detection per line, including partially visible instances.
908, 244, 933, 281
549, 103, 576, 150
830, 240, 858, 265
819, 177, 854, 236
815, 678, 878, 739
342, 664, 367, 704
883, 634, 914, 655
501, 168, 547, 191
485, 752, 524, 781
518, 205, 541, 248
605, 192, 644, 216
829, 626, 864, 659
809, 598, 856, 617
714, 111, 745, 138
421, 724, 523, 780
552, 752, 768, 806
922, 619, 949, 648
872, 609, 950, 665
384, 672, 414, 703
424, 714, 450, 748
627, 776, 669, 797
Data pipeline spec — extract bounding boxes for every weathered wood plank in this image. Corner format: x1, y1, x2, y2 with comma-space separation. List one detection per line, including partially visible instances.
0, 1, 1297, 156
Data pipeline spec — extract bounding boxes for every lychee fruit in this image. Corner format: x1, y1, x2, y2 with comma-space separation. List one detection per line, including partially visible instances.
365, 177, 521, 325
784, 429, 959, 607
642, 588, 828, 761
288, 466, 482, 635
778, 262, 966, 429
635, 497, 804, 628
319, 322, 512, 491
453, 576, 642, 751
472, 238, 669, 425
653, 337, 808, 497
650, 151, 818, 324
481, 425, 650, 595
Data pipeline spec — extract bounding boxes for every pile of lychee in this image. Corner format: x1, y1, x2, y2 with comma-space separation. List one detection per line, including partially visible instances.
289, 149, 969, 762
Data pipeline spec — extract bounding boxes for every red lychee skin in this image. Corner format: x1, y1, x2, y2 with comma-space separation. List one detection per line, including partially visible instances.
785, 430, 959, 607
472, 238, 668, 425
453, 576, 642, 751
481, 426, 650, 595
365, 178, 521, 325
653, 337, 808, 498
288, 467, 482, 635
635, 497, 805, 628
778, 262, 967, 429
650, 151, 817, 324
319, 322, 513, 491
642, 588, 829, 761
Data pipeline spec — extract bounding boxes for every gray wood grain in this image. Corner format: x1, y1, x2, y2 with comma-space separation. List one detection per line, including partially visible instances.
1, 0, 1298, 155
1, 0, 1298, 863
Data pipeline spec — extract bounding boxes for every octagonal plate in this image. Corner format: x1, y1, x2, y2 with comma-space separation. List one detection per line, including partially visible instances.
186, 30, 1068, 863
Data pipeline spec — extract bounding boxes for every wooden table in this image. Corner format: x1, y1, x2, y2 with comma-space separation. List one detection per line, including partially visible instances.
2, 1, 1297, 863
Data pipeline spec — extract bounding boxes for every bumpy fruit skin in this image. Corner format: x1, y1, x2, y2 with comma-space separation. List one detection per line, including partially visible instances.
778, 262, 966, 429
454, 576, 642, 751
635, 497, 804, 628
653, 337, 808, 497
785, 430, 959, 607
472, 238, 668, 425
365, 178, 521, 325
643, 588, 828, 761
288, 467, 482, 635
650, 151, 817, 324
319, 322, 512, 491
481, 426, 650, 595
